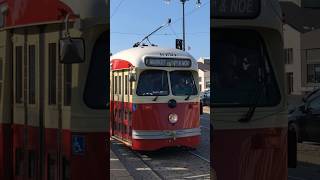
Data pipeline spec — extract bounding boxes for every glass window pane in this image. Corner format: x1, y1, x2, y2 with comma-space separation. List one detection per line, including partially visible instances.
212, 29, 281, 107
136, 70, 169, 96
83, 31, 108, 109
64, 64, 72, 106
16, 46, 23, 104
170, 71, 197, 96
29, 45, 36, 104
48, 43, 56, 105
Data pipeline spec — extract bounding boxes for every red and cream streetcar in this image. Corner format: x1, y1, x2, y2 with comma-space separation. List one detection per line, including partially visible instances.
110, 46, 201, 151
0, 0, 109, 179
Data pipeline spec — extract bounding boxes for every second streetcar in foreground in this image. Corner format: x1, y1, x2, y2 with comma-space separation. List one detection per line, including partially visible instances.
110, 46, 201, 151
212, 0, 296, 179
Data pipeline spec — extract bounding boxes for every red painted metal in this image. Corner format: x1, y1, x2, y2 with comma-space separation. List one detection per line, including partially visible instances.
0, 0, 75, 28
111, 59, 133, 70
110, 100, 201, 150
0, 123, 12, 180
132, 136, 200, 151
213, 128, 287, 180
133, 102, 200, 130
11, 125, 108, 180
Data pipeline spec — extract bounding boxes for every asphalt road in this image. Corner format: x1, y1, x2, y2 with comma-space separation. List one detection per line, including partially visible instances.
288, 143, 320, 180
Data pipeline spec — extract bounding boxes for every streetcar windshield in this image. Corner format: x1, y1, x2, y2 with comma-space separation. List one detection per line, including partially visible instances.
213, 29, 281, 107
136, 70, 169, 96
170, 71, 197, 96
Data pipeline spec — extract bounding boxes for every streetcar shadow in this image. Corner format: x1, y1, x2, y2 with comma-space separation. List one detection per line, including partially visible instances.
137, 146, 193, 158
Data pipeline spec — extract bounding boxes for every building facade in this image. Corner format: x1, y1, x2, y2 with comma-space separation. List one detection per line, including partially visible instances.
198, 57, 210, 92
280, 0, 320, 95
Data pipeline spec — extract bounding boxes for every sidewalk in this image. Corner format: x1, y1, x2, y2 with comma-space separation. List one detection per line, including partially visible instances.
110, 149, 134, 180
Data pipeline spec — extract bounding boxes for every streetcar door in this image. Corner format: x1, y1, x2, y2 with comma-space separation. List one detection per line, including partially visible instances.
120, 70, 126, 140
12, 30, 41, 180
113, 71, 120, 138
12, 31, 29, 180
123, 71, 130, 141
111, 71, 115, 136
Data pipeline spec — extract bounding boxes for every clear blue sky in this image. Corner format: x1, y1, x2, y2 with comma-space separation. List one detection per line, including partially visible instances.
110, 0, 210, 60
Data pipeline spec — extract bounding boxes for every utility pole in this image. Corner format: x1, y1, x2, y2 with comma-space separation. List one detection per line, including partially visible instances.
182, 0, 186, 51
165, 0, 201, 51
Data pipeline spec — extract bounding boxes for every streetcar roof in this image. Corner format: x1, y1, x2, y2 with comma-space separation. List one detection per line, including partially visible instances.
110, 46, 198, 70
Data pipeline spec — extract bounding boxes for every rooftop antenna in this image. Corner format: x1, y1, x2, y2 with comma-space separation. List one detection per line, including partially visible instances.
133, 18, 171, 47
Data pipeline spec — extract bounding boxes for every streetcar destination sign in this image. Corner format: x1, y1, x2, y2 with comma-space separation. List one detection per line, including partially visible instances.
145, 58, 191, 67
213, 0, 260, 19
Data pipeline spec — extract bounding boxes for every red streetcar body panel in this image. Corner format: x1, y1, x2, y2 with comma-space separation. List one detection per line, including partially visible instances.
1, 0, 75, 28
213, 128, 287, 180
0, 123, 12, 180
111, 59, 133, 70
133, 102, 200, 130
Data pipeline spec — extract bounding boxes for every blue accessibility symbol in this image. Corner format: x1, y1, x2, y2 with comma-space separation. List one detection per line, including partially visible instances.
72, 135, 85, 155
132, 104, 137, 112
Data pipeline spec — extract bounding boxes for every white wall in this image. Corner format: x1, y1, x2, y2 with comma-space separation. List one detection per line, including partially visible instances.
283, 24, 302, 94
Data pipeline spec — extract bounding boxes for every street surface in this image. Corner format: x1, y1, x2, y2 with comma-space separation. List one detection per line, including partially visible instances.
110, 108, 211, 179
288, 143, 320, 180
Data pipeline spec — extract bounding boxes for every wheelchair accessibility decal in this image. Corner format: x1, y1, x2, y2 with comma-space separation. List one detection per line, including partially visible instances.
72, 135, 85, 155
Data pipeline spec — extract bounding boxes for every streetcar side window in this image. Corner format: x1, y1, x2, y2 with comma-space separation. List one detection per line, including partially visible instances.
83, 31, 108, 109
115, 76, 117, 94
119, 76, 122, 95
136, 70, 169, 96
28, 45, 36, 104
129, 81, 133, 95
15, 46, 23, 104
64, 64, 72, 106
48, 43, 57, 105
213, 29, 281, 107
125, 75, 128, 95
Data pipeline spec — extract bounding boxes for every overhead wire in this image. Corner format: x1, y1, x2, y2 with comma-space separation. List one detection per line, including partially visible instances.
111, 0, 126, 18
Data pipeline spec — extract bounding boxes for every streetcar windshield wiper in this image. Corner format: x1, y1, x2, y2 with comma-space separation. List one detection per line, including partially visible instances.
185, 92, 192, 100
238, 75, 265, 123
153, 95, 159, 101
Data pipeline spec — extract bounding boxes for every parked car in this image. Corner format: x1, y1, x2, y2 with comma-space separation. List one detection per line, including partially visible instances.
289, 89, 320, 143
201, 89, 210, 106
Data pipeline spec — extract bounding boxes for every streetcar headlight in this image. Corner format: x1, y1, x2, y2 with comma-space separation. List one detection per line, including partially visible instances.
168, 113, 178, 124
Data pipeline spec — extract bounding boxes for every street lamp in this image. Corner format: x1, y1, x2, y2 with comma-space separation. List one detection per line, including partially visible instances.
164, 0, 201, 51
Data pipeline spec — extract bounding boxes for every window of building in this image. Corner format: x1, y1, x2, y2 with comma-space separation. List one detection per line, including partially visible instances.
286, 72, 293, 94
16, 46, 23, 104
48, 43, 56, 105
307, 64, 320, 83
284, 48, 293, 64
29, 45, 36, 104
